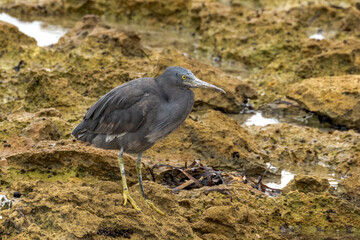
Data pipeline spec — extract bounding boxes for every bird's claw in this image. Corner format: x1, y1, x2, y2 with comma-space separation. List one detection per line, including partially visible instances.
143, 199, 165, 215
123, 190, 141, 211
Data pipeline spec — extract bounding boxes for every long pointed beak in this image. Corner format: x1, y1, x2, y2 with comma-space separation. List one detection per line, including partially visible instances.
188, 77, 226, 93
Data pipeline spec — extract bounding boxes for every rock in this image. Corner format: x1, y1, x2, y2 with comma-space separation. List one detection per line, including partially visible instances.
5, 180, 196, 239
0, 21, 37, 68
34, 108, 62, 118
0, 158, 8, 168
5, 145, 139, 184
287, 75, 360, 130
0, 0, 190, 25
1, 1, 360, 239
295, 39, 360, 80
56, 15, 146, 58
24, 71, 85, 114
259, 98, 332, 128
13, 191, 21, 198
248, 123, 360, 183
0, 127, 359, 239
337, 173, 360, 204
191, 206, 245, 238
21, 118, 61, 141
282, 175, 330, 194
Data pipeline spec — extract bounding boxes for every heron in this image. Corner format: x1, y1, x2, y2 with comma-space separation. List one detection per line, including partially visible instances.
72, 66, 225, 215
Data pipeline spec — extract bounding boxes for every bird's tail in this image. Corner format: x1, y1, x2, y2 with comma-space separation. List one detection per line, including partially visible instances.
72, 121, 97, 143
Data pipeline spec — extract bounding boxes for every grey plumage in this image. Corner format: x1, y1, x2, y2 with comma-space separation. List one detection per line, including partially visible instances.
73, 67, 225, 153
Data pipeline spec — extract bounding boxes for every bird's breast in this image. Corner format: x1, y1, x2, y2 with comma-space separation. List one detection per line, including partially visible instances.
144, 89, 194, 143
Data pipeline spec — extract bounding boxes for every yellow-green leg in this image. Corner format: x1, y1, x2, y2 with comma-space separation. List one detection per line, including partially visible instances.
118, 147, 141, 211
136, 153, 165, 215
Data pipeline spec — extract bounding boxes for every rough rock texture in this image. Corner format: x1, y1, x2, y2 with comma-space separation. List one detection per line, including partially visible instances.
0, 1, 360, 239
282, 175, 330, 194
21, 118, 61, 141
1, 146, 198, 239
338, 173, 360, 205
248, 123, 360, 175
0, 21, 38, 68
1, 143, 359, 239
295, 39, 360, 81
287, 75, 360, 130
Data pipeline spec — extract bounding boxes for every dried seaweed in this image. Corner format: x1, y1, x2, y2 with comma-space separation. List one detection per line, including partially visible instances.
150, 160, 281, 197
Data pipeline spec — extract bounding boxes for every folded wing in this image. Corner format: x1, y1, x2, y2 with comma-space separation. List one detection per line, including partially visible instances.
72, 78, 159, 143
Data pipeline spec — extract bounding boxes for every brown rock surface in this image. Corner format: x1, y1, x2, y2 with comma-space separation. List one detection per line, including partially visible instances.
1, 143, 359, 239
338, 173, 360, 205
248, 123, 360, 175
21, 118, 61, 141
282, 175, 330, 194
0, 21, 38, 68
287, 75, 360, 130
1, 1, 360, 239
55, 15, 146, 58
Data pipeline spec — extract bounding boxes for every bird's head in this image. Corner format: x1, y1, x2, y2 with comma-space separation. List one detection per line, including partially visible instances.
158, 66, 226, 93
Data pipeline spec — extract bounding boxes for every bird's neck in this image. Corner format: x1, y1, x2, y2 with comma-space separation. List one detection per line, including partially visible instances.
155, 77, 191, 102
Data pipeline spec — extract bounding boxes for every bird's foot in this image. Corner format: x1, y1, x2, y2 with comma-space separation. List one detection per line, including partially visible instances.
123, 190, 141, 211
143, 199, 165, 215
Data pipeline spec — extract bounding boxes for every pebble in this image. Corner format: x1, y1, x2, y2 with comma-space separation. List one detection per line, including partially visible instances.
13, 192, 21, 198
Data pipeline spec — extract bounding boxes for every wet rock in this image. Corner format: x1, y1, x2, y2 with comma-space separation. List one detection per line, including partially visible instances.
337, 173, 360, 204
282, 175, 330, 194
287, 75, 360, 131
249, 123, 360, 175
0, 21, 37, 68
56, 15, 146, 58
260, 98, 333, 128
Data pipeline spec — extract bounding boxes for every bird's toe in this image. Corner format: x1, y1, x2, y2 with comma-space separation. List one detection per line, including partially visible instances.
143, 199, 165, 216
123, 190, 141, 211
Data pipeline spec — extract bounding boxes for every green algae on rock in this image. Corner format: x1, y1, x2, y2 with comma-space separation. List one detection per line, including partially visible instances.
0, 21, 38, 69
1, 1, 360, 239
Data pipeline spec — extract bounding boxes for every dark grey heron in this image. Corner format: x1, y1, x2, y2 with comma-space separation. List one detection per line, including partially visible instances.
72, 66, 225, 214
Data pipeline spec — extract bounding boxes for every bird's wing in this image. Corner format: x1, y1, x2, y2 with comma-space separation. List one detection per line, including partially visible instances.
77, 78, 159, 136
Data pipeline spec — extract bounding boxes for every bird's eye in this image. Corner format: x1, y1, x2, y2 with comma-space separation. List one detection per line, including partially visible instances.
181, 75, 187, 80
